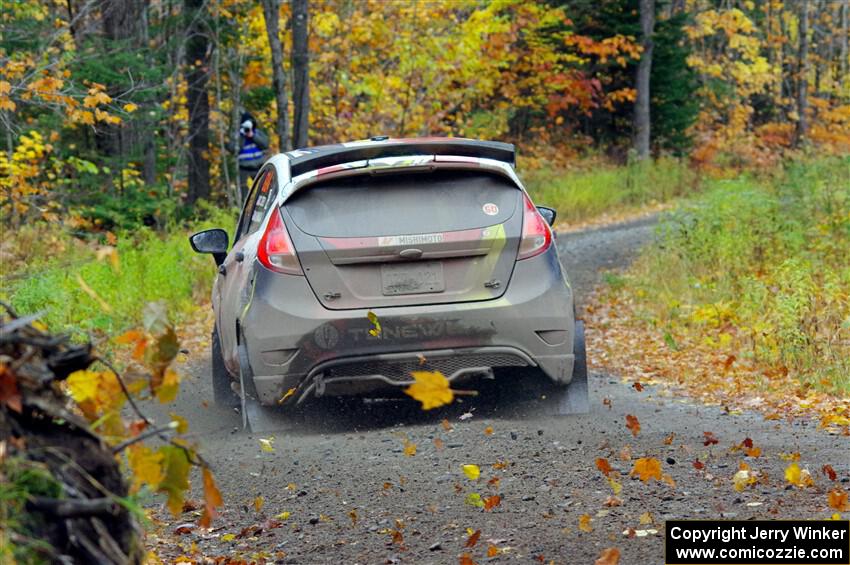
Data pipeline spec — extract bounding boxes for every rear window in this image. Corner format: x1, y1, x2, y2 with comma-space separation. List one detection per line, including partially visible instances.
284, 170, 519, 238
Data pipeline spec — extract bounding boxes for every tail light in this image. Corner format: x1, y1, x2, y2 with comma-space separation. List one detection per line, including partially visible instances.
258, 208, 303, 275
517, 193, 552, 260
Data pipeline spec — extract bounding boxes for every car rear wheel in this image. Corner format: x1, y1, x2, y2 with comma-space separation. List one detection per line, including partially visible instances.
212, 327, 240, 409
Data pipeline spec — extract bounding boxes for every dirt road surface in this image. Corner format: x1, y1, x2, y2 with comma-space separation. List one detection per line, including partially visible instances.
149, 217, 848, 564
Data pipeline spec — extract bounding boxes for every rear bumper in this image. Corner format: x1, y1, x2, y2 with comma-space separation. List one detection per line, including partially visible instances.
241, 249, 575, 405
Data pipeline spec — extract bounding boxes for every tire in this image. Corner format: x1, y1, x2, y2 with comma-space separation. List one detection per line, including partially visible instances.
211, 328, 240, 408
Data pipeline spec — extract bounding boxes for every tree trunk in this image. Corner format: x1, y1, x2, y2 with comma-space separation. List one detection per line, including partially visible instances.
795, 0, 810, 146
633, 0, 655, 160
262, 0, 291, 151
842, 0, 849, 90
185, 0, 212, 204
291, 0, 310, 149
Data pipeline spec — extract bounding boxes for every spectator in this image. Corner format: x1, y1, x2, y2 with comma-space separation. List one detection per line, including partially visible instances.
236, 112, 269, 201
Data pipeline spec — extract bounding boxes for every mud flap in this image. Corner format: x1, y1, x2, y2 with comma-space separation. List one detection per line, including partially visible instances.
546, 320, 589, 416
238, 339, 288, 433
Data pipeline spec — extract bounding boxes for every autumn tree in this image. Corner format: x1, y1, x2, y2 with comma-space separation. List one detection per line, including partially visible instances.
262, 0, 291, 151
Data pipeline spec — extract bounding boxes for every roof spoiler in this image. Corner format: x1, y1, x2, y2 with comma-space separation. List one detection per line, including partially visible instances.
287, 138, 515, 177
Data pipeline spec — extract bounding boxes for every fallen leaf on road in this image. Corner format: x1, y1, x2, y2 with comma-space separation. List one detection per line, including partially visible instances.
639, 512, 653, 525
253, 496, 264, 512
579, 514, 592, 532
828, 488, 849, 511
693, 459, 705, 470
631, 458, 662, 482
663, 432, 675, 445
487, 477, 500, 488
779, 452, 800, 461
348, 509, 357, 526
823, 465, 837, 481
492, 461, 509, 470
403, 440, 416, 457
487, 545, 500, 557
607, 476, 623, 495
626, 414, 640, 437
703, 432, 719, 446
619, 446, 632, 461
275, 511, 290, 520
462, 464, 480, 480
484, 495, 501, 510
632, 382, 643, 392
459, 554, 476, 565
465, 493, 484, 508
434, 438, 444, 450
603, 397, 612, 410
484, 426, 493, 435
466, 529, 481, 547
221, 533, 235, 542
442, 418, 452, 431
604, 496, 623, 507
596, 457, 613, 476
595, 547, 620, 565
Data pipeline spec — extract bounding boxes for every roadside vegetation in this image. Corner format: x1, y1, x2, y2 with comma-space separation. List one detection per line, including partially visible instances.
524, 157, 700, 225
589, 156, 850, 424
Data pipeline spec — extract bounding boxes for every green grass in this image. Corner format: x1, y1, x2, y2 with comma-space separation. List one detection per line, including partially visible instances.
624, 156, 850, 393
1, 204, 235, 340
524, 157, 701, 224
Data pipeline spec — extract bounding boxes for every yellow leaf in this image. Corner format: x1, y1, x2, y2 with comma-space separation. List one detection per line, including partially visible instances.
404, 370, 453, 410
123, 102, 138, 112
159, 446, 190, 516
403, 440, 416, 456
254, 496, 264, 512
127, 444, 164, 493
828, 488, 849, 511
465, 492, 484, 508
462, 464, 481, 480
607, 476, 622, 495
630, 458, 662, 482
259, 437, 275, 453
278, 387, 296, 404
66, 370, 100, 404
221, 533, 236, 542
170, 413, 188, 434
784, 463, 813, 488
639, 512, 653, 525
367, 310, 382, 336
578, 514, 592, 532
276, 511, 291, 520
155, 368, 180, 403
595, 547, 620, 565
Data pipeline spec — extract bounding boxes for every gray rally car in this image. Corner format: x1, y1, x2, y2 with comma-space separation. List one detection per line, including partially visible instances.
190, 137, 587, 427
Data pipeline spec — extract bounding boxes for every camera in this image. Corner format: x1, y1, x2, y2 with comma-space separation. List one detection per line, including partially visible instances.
239, 120, 253, 136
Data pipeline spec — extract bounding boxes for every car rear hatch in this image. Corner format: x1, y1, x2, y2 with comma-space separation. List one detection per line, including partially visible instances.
282, 169, 523, 309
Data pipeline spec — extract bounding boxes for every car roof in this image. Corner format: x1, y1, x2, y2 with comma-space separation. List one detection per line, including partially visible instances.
283, 137, 515, 177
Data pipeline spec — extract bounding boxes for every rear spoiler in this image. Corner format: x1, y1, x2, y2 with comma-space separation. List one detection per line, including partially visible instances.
286, 138, 515, 177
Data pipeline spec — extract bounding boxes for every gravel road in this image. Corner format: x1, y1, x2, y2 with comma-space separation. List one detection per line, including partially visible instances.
150, 216, 848, 564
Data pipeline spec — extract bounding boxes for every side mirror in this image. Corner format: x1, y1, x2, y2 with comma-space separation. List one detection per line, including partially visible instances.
537, 206, 556, 227
189, 228, 229, 266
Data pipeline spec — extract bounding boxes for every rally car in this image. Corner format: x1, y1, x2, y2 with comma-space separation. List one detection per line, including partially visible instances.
190, 137, 588, 428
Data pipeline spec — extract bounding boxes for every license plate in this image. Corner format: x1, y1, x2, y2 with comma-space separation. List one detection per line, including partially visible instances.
381, 261, 444, 296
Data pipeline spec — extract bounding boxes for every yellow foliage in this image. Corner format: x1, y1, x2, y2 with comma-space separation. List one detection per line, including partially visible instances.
404, 370, 454, 410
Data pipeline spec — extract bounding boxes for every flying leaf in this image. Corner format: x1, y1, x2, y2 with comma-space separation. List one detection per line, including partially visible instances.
632, 382, 643, 392
595, 547, 620, 565
367, 310, 381, 336
663, 433, 675, 445
259, 437, 275, 453
785, 463, 813, 488
442, 418, 452, 431
462, 464, 480, 480
434, 438, 444, 450
405, 371, 453, 410
127, 444, 164, 493
484, 495, 501, 510
596, 457, 613, 476
254, 496, 264, 512
487, 545, 500, 557
828, 488, 849, 511
278, 388, 296, 404
466, 529, 481, 548
733, 469, 757, 492
630, 458, 662, 482
484, 426, 493, 435
578, 514, 592, 532
625, 414, 640, 437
